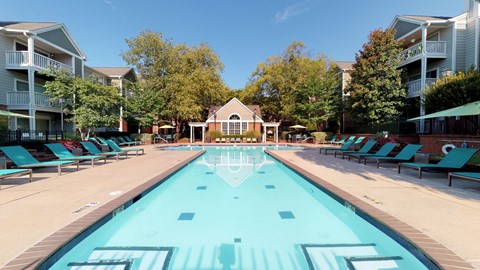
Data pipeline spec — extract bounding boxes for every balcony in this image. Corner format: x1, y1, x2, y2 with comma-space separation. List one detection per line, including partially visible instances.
399, 41, 447, 67
5, 51, 73, 73
405, 78, 437, 98
7, 91, 61, 112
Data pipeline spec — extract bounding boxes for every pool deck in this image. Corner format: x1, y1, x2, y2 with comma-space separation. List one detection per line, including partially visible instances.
0, 143, 479, 269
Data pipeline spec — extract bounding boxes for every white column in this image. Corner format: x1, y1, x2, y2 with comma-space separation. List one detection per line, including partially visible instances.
202, 126, 205, 143
119, 79, 123, 132
263, 125, 266, 142
275, 126, 278, 143
190, 125, 193, 143
419, 26, 428, 132
27, 36, 36, 130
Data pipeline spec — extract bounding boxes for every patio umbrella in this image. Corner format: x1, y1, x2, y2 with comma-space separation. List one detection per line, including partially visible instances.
159, 124, 175, 141
159, 124, 175, 129
289, 124, 307, 129
0, 110, 32, 118
408, 101, 480, 121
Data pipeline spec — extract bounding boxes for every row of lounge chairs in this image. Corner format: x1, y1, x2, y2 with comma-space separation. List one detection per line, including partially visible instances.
214, 138, 257, 143
0, 138, 144, 189
319, 139, 480, 186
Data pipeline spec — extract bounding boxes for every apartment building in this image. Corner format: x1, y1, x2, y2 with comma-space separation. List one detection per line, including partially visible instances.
390, 0, 480, 131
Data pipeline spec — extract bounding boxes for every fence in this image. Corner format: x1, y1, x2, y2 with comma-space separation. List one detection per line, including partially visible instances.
0, 130, 77, 146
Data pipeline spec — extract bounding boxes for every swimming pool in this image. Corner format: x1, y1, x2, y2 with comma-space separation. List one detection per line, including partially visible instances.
45, 146, 435, 269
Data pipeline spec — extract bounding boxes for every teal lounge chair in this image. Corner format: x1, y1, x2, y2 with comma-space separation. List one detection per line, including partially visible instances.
334, 139, 377, 159
45, 143, 106, 167
329, 135, 347, 145
320, 141, 355, 155
106, 140, 144, 156
0, 146, 79, 175
115, 136, 137, 146
348, 142, 398, 163
398, 148, 479, 179
448, 172, 480, 187
80, 141, 126, 161
332, 135, 355, 145
89, 137, 106, 145
364, 144, 423, 168
319, 134, 336, 144
124, 136, 141, 145
0, 169, 32, 189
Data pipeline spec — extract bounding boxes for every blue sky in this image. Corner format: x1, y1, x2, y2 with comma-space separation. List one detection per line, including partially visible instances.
1, 0, 464, 89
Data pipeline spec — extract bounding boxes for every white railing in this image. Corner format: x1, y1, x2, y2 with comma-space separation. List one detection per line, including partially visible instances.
5, 51, 73, 73
405, 78, 437, 97
7, 91, 60, 108
400, 41, 447, 64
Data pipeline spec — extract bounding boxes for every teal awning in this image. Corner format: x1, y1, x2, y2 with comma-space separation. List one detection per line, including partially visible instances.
408, 101, 480, 121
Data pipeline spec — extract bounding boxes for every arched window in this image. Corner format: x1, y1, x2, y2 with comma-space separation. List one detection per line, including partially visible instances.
229, 114, 241, 120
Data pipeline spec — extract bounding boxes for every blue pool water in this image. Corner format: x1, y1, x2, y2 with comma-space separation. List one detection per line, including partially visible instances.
47, 146, 433, 270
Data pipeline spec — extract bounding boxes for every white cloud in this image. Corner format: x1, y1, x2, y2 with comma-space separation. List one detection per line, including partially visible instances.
104, 0, 116, 10
274, 0, 312, 23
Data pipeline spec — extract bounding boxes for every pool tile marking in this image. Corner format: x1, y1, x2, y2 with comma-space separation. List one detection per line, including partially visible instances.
178, 212, 195, 221
278, 211, 295, 219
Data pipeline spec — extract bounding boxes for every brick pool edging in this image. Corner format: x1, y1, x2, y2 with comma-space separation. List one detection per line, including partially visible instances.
1, 150, 205, 270
265, 150, 475, 270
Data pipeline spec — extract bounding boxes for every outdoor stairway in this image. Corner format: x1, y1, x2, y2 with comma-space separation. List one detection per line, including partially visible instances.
301, 243, 403, 270
67, 246, 174, 270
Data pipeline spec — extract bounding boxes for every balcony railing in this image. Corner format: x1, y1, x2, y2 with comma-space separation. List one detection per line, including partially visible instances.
400, 41, 447, 65
405, 78, 437, 97
7, 91, 60, 109
5, 51, 73, 73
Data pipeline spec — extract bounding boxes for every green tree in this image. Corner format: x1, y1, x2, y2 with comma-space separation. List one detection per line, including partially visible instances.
122, 31, 228, 134
124, 79, 165, 129
424, 68, 480, 113
346, 28, 406, 127
44, 70, 122, 139
242, 42, 340, 129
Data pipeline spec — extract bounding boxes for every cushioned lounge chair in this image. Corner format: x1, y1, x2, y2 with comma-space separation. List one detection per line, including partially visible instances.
398, 148, 479, 179
80, 141, 126, 161
364, 144, 423, 168
319, 141, 355, 155
334, 139, 377, 159
448, 172, 480, 187
348, 142, 398, 163
215, 138, 221, 143
319, 134, 336, 144
0, 146, 79, 175
106, 140, 144, 156
115, 136, 137, 146
89, 137, 107, 145
45, 143, 106, 167
0, 169, 32, 189
328, 135, 346, 145
123, 136, 142, 145
332, 135, 355, 145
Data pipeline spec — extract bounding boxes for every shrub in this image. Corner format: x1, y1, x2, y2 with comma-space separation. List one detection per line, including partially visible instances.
280, 131, 290, 140
205, 130, 222, 140
243, 130, 261, 138
56, 140, 82, 151
132, 133, 154, 142
310, 132, 330, 142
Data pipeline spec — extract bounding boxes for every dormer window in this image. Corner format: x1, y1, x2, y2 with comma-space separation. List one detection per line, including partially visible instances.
229, 114, 240, 120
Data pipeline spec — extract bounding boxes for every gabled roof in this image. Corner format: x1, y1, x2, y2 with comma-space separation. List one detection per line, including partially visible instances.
91, 67, 137, 79
206, 98, 263, 122
0, 21, 86, 59
0, 21, 59, 31
335, 61, 354, 71
401, 15, 452, 22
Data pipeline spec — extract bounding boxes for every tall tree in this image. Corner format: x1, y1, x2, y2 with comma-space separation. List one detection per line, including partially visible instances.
44, 70, 123, 139
242, 42, 340, 129
122, 31, 228, 134
346, 28, 406, 127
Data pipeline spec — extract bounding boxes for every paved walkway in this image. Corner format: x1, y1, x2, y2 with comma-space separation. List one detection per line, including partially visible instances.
271, 145, 480, 269
0, 144, 201, 268
0, 143, 479, 269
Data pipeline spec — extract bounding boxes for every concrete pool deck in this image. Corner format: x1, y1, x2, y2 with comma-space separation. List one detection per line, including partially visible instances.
0, 143, 479, 269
